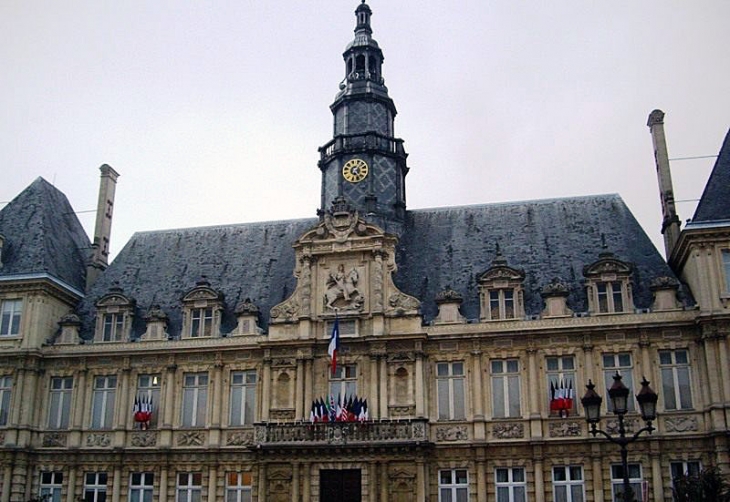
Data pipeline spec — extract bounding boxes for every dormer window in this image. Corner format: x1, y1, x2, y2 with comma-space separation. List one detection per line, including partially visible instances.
583, 250, 634, 314
94, 286, 135, 343
181, 278, 224, 339
478, 251, 525, 321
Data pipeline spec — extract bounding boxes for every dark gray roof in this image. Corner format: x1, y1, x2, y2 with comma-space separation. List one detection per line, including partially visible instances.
692, 129, 730, 224
78, 193, 683, 337
0, 177, 90, 292
394, 194, 683, 321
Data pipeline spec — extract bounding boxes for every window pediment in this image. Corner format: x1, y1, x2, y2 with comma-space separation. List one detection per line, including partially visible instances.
582, 254, 632, 279
181, 278, 224, 338
94, 286, 135, 343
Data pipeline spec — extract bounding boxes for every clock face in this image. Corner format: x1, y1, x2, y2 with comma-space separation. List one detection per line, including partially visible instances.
342, 158, 369, 183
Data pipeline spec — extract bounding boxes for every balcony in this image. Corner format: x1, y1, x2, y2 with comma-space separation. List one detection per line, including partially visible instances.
254, 418, 429, 449
319, 133, 406, 164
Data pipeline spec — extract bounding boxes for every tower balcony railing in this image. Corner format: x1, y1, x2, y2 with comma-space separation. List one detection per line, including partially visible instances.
254, 418, 428, 448
319, 133, 406, 164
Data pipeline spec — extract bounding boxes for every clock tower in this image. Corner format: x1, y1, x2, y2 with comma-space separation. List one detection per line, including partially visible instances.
318, 1, 409, 234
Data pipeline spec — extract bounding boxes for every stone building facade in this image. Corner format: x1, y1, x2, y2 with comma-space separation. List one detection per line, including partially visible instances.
1, 2, 729, 502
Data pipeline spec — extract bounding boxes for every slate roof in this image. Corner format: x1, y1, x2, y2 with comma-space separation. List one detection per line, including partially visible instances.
77, 193, 682, 338
0, 177, 90, 293
692, 129, 730, 224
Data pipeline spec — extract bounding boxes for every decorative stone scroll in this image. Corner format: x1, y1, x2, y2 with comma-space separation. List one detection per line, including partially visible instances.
606, 418, 638, 435
665, 416, 698, 433
42, 433, 68, 447
177, 431, 205, 446
86, 433, 111, 447
226, 430, 255, 446
435, 425, 468, 441
492, 423, 525, 439
130, 431, 158, 447
549, 421, 582, 437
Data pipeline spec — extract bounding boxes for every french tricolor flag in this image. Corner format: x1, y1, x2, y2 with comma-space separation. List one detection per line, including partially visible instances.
328, 315, 340, 376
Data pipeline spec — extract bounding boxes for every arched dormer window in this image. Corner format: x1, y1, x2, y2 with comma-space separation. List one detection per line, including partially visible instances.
583, 251, 634, 314
478, 252, 525, 321
95, 285, 135, 342
181, 278, 224, 338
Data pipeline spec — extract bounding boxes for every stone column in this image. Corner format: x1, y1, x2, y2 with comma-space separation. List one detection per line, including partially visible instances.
369, 356, 379, 419
20, 367, 39, 427
9, 367, 25, 427
262, 355, 272, 421
591, 445, 604, 502
1, 464, 11, 502
533, 458, 545, 502
296, 358, 305, 420
379, 461, 388, 502
302, 462, 311, 502
66, 466, 77, 502
369, 461, 378, 502
476, 459, 487, 502
471, 350, 484, 420
717, 333, 730, 405
112, 466, 122, 502
292, 463, 300, 502
163, 365, 177, 427
208, 467, 217, 501
417, 460, 427, 502
72, 369, 88, 429
379, 357, 388, 419
211, 363, 223, 428
639, 334, 652, 381
415, 349, 425, 417
159, 467, 168, 502
116, 367, 131, 429
304, 359, 313, 421
582, 339, 594, 390
651, 450, 662, 502
257, 463, 267, 502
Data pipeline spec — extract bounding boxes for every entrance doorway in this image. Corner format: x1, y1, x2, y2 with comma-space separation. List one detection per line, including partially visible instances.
319, 469, 362, 502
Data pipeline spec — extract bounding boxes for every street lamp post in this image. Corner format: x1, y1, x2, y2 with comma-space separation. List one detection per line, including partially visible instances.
581, 373, 659, 502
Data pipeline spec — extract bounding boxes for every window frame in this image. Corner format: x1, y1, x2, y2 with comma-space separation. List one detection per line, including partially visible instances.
176, 472, 202, 502
659, 349, 693, 410
129, 472, 154, 502
546, 356, 576, 417
229, 370, 257, 426
610, 463, 643, 502
83, 471, 108, 502
436, 361, 466, 421
552, 465, 585, 502
48, 376, 73, 429
329, 364, 357, 400
91, 375, 117, 429
225, 472, 253, 502
495, 467, 527, 502
438, 468, 468, 502
135, 374, 161, 429
190, 307, 214, 338
602, 353, 635, 412
102, 312, 125, 342
0, 299, 22, 337
181, 372, 208, 428
491, 359, 521, 418
40, 471, 64, 502
0, 375, 12, 426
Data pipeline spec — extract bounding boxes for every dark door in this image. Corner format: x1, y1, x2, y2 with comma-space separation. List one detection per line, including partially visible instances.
320, 469, 362, 502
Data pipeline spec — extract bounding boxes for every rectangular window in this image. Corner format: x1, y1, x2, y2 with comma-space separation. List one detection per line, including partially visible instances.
182, 373, 208, 427
553, 466, 584, 502
611, 464, 643, 502
546, 356, 576, 416
226, 472, 253, 502
83, 472, 107, 502
190, 308, 213, 337
491, 359, 521, 418
438, 469, 468, 502
102, 313, 124, 342
129, 472, 154, 502
229, 371, 257, 426
329, 364, 357, 399
48, 376, 73, 429
91, 375, 117, 429
436, 362, 465, 420
496, 467, 526, 502
40, 471, 63, 502
670, 461, 701, 482
722, 249, 730, 293
176, 472, 202, 502
0, 375, 12, 426
489, 290, 516, 320
659, 350, 693, 410
597, 282, 624, 313
603, 353, 635, 412
0, 299, 22, 336
135, 374, 161, 429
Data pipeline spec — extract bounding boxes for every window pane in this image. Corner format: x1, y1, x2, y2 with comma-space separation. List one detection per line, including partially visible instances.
661, 368, 677, 410
453, 379, 465, 419
678, 367, 692, 409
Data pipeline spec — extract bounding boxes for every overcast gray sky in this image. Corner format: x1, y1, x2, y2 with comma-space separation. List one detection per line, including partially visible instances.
2, 1, 729, 260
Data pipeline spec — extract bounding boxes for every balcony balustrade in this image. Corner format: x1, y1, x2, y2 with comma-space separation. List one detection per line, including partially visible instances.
319, 133, 406, 163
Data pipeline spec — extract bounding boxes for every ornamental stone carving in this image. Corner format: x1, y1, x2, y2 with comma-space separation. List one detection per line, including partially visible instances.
42, 433, 67, 447
130, 432, 158, 447
665, 416, 698, 432
226, 430, 255, 446
86, 433, 111, 447
387, 292, 420, 315
324, 264, 364, 312
270, 298, 300, 322
492, 423, 525, 439
177, 431, 205, 446
549, 421, 582, 437
606, 418, 638, 435
435, 426, 468, 441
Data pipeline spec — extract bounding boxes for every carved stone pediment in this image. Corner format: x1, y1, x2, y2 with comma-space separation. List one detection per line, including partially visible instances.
96, 285, 135, 309
270, 198, 422, 326
181, 278, 223, 304
583, 252, 632, 279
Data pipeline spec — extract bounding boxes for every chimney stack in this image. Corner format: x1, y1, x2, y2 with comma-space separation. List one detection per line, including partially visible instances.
647, 110, 681, 259
86, 164, 120, 290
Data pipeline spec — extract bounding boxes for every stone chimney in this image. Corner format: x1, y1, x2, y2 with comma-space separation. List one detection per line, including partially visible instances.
647, 110, 681, 258
86, 164, 120, 290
